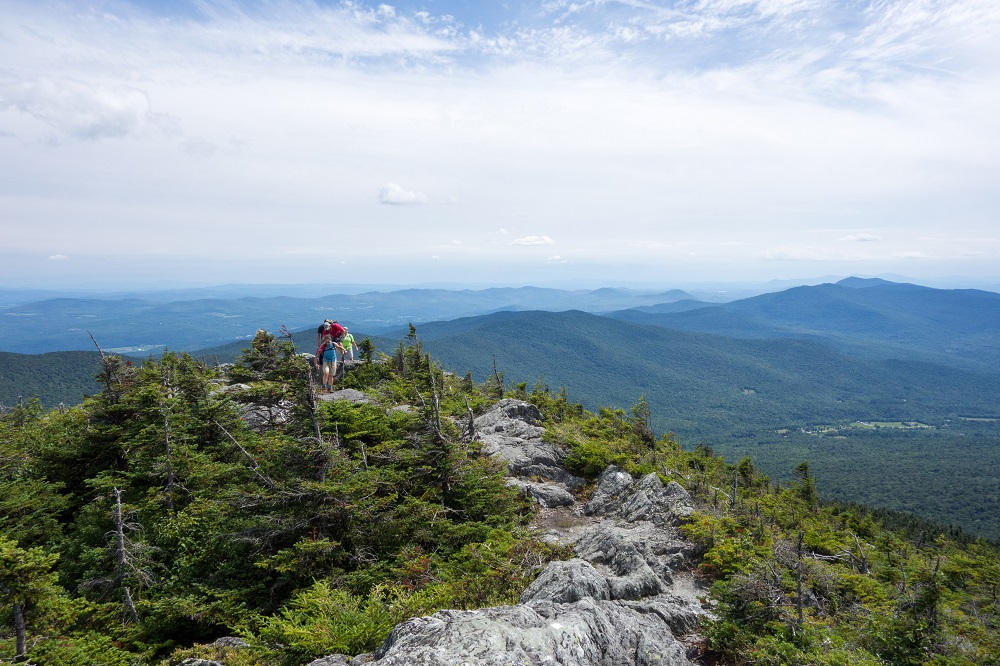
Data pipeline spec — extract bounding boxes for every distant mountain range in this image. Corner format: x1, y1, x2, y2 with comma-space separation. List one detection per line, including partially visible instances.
0, 287, 697, 355
607, 277, 1000, 374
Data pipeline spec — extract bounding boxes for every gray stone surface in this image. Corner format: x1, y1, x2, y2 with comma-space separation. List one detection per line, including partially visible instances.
237, 400, 293, 431
585, 466, 694, 527
519, 558, 611, 604
305, 656, 352, 666
506, 478, 576, 508
373, 597, 694, 666
319, 388, 371, 404
473, 399, 585, 488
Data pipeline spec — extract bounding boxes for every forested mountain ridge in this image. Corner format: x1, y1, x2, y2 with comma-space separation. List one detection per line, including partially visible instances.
1, 339, 998, 665
0, 351, 105, 408
608, 278, 1000, 374
412, 309, 1000, 435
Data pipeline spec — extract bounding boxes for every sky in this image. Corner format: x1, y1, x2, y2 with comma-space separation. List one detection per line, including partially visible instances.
1, 0, 998, 290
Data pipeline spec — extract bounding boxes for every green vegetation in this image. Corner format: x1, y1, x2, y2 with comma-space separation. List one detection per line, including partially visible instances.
2, 332, 998, 664
6, 308, 1000, 542
681, 456, 1000, 665
0, 334, 554, 664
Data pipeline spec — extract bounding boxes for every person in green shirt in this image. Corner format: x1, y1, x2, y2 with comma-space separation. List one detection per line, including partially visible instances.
341, 328, 358, 363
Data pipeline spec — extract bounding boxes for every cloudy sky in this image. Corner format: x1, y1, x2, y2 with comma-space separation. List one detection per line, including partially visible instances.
1, 0, 998, 289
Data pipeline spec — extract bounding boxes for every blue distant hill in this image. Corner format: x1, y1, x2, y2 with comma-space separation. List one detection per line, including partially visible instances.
604, 278, 1000, 374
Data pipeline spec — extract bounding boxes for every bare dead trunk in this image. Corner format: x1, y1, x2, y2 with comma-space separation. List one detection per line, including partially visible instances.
13, 601, 26, 658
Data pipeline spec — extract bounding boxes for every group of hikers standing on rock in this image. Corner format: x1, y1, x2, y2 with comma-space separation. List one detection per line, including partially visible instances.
314, 318, 357, 392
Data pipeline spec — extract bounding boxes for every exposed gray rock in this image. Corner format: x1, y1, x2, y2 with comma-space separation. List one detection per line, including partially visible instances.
211, 636, 249, 649
178, 660, 223, 666
306, 656, 352, 666
214, 382, 249, 394
519, 464, 587, 489
372, 597, 694, 666
585, 466, 694, 527
475, 399, 544, 430
621, 597, 702, 638
319, 388, 371, 404
575, 523, 673, 600
507, 478, 576, 508
474, 399, 584, 488
519, 558, 610, 604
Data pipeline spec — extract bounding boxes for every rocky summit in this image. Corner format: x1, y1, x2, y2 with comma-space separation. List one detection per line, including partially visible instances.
302, 399, 708, 666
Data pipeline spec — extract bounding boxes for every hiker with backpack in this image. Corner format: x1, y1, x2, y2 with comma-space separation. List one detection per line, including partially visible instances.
316, 319, 346, 346
315, 333, 344, 392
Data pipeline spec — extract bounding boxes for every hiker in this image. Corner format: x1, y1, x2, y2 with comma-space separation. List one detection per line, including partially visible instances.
340, 326, 358, 363
316, 334, 343, 392
316, 318, 346, 346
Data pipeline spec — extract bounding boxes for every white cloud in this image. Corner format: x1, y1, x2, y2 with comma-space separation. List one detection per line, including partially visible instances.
48, 254, 68, 261
378, 183, 428, 205
512, 235, 555, 246
1, 78, 157, 141
841, 233, 882, 242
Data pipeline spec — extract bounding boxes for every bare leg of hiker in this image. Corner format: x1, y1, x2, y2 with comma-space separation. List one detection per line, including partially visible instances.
322, 356, 336, 391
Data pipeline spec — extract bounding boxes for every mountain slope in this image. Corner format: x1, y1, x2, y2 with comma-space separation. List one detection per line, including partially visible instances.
416, 309, 1000, 436
606, 279, 1000, 373
0, 351, 106, 407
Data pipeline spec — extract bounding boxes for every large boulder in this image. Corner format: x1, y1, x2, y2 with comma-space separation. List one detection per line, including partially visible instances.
318, 388, 371, 404
585, 466, 694, 526
573, 522, 688, 600
474, 399, 585, 488
305, 656, 352, 666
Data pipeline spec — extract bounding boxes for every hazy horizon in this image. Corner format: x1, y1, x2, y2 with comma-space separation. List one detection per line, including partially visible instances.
3, 273, 999, 302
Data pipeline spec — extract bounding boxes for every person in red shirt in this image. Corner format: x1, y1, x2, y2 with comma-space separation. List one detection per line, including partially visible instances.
316, 319, 345, 345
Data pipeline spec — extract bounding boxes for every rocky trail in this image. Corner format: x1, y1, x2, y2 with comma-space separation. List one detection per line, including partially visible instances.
315, 398, 711, 666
